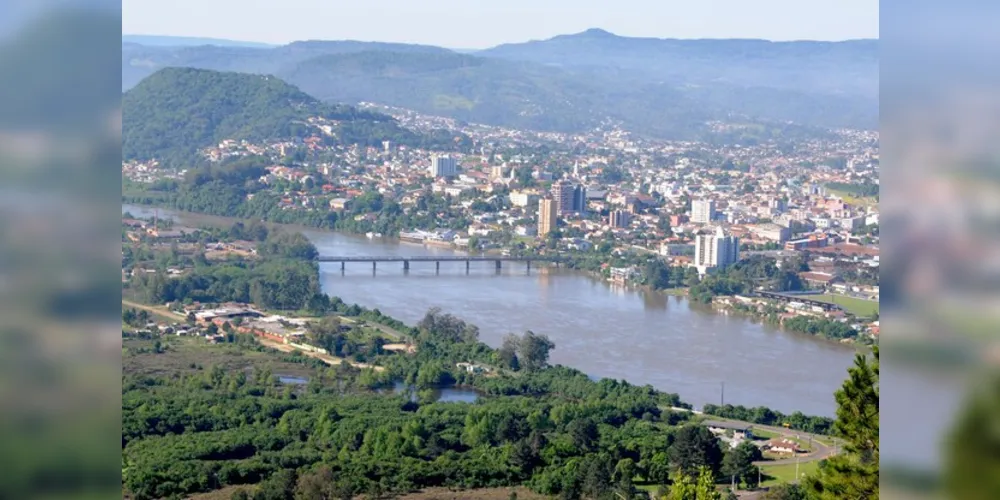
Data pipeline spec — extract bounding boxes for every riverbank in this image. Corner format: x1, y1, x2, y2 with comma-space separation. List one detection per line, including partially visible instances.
124, 203, 858, 416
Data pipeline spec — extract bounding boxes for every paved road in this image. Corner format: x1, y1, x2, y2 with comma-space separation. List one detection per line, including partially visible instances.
669, 407, 839, 465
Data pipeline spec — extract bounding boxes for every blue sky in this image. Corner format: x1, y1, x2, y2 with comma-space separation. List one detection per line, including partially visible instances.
122, 0, 878, 48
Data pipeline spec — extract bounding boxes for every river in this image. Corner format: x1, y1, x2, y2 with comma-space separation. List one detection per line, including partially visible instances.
123, 203, 860, 417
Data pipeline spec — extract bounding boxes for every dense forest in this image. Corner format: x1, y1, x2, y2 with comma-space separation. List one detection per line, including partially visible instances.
702, 404, 834, 435
122, 68, 467, 167
122, 225, 880, 499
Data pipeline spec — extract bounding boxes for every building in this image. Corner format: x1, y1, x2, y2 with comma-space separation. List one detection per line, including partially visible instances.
750, 223, 792, 243
489, 165, 506, 180
572, 185, 588, 214
840, 216, 866, 232
538, 197, 557, 236
691, 199, 717, 224
509, 191, 537, 207
551, 180, 575, 215
694, 227, 740, 274
429, 155, 458, 178
703, 420, 755, 440
608, 210, 631, 228
769, 197, 788, 213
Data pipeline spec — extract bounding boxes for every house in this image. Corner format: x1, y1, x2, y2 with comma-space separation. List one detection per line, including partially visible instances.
456, 362, 489, 374
702, 420, 755, 440
763, 438, 801, 454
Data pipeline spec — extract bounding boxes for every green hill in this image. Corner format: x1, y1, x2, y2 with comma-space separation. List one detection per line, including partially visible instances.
122, 68, 460, 166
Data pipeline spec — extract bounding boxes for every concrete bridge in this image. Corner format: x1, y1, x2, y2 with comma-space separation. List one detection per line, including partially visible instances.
316, 255, 564, 273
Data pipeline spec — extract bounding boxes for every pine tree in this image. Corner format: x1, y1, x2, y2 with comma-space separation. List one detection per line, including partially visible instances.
944, 370, 1000, 500
804, 347, 878, 498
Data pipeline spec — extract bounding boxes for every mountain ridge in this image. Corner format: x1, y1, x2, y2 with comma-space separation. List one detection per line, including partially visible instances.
122, 68, 461, 166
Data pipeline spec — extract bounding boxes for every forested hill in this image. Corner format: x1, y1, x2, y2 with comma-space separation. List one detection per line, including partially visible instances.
122, 67, 463, 166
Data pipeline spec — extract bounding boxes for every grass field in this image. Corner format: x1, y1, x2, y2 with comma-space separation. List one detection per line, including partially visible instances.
801, 294, 879, 317
759, 460, 820, 487
123, 335, 319, 379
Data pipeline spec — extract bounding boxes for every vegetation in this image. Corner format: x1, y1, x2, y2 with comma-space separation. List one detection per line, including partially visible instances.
688, 255, 803, 304
122, 68, 465, 166
824, 182, 878, 199
123, 35, 877, 138
803, 348, 879, 498
701, 404, 834, 435
780, 317, 858, 342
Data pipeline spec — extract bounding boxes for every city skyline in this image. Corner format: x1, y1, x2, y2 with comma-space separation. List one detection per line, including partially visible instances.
122, 0, 878, 49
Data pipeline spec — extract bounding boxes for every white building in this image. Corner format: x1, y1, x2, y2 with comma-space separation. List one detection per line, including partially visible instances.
694, 227, 739, 274
691, 199, 717, 224
429, 155, 458, 178
509, 191, 537, 207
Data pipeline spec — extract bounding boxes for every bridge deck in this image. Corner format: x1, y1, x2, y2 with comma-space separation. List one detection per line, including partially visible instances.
317, 256, 561, 262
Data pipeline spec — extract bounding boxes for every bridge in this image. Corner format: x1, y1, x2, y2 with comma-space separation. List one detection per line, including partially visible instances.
756, 291, 842, 311
316, 255, 564, 273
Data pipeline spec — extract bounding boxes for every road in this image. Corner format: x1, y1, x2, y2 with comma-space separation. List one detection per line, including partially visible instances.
257, 337, 385, 372
122, 299, 186, 321
669, 406, 838, 465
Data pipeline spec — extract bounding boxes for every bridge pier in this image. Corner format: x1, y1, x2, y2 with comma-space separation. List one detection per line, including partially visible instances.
465, 260, 470, 274
403, 260, 409, 271
526, 260, 532, 273
435, 261, 440, 274
495, 260, 501, 272
340, 261, 345, 272
372, 261, 376, 273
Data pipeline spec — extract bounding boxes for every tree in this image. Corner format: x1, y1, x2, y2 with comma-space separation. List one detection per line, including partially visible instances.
804, 347, 878, 499
761, 483, 806, 500
666, 467, 720, 500
668, 425, 723, 478
231, 489, 250, 500
498, 333, 521, 371
944, 368, 1000, 500
518, 331, 555, 371
721, 440, 763, 489
568, 418, 599, 452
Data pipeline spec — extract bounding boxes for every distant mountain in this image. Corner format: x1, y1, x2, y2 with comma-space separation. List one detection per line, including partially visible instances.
122, 68, 459, 166
479, 28, 879, 99
122, 40, 454, 90
121, 31, 879, 137
122, 35, 276, 48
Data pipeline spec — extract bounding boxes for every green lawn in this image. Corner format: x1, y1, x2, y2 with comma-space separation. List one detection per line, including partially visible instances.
759, 460, 820, 487
802, 294, 879, 318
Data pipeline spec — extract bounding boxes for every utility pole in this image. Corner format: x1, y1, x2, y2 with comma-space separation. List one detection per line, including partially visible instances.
721, 381, 725, 406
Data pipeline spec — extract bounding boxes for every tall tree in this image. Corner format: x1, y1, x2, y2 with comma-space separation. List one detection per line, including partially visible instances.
804, 347, 878, 499
721, 440, 763, 489
668, 425, 724, 478
944, 370, 1000, 500
518, 331, 555, 371
665, 467, 721, 500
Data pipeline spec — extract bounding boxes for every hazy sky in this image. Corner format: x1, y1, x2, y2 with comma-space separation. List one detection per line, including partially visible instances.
122, 0, 878, 48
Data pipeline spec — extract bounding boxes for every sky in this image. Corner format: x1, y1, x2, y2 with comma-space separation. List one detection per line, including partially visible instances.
122, 0, 878, 49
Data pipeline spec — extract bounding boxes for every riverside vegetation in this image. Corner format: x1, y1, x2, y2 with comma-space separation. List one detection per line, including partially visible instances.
122, 227, 879, 499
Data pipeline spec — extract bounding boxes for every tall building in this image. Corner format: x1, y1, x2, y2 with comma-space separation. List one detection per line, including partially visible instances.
490, 165, 505, 180
551, 180, 575, 215
691, 199, 717, 224
538, 198, 558, 236
572, 185, 588, 214
429, 155, 458, 178
694, 227, 739, 274
608, 210, 631, 228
